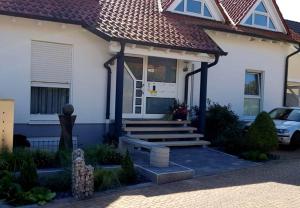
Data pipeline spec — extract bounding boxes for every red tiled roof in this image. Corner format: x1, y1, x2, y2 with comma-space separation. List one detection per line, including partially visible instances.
162, 0, 296, 43
218, 0, 257, 24
0, 0, 298, 55
0, 0, 226, 55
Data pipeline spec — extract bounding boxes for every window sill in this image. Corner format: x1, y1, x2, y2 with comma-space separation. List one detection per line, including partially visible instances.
29, 114, 60, 125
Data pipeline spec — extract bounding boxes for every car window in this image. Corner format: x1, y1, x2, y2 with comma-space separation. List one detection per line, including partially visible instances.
269, 108, 292, 120
287, 110, 300, 122
269, 108, 300, 122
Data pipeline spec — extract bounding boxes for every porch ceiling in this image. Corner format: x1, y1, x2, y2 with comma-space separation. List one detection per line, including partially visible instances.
109, 42, 215, 62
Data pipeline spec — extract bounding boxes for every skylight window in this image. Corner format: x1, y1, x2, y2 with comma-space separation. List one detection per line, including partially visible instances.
174, 0, 213, 19
244, 1, 277, 30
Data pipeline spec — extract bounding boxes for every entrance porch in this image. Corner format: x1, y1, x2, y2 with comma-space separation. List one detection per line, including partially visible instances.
106, 42, 219, 145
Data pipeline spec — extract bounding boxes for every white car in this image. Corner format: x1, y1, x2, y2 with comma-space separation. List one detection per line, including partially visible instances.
268, 107, 300, 146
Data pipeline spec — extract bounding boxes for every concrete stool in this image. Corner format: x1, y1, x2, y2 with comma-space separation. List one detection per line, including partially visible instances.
150, 147, 170, 168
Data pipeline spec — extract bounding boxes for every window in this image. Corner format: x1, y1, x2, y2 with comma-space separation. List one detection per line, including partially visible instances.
147, 57, 177, 83
31, 87, 69, 114
244, 1, 276, 30
31, 41, 72, 115
174, 0, 213, 18
286, 82, 300, 107
244, 72, 263, 116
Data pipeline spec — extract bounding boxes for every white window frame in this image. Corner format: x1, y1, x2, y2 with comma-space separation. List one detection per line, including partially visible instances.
29, 40, 73, 123
172, 0, 214, 20
243, 1, 277, 31
243, 71, 264, 119
30, 82, 72, 123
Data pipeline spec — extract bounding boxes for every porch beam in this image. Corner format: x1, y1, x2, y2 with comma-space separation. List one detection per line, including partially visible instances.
199, 62, 208, 134
115, 43, 125, 138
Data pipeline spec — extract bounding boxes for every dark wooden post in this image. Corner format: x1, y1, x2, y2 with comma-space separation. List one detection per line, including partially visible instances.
199, 62, 208, 134
114, 44, 125, 138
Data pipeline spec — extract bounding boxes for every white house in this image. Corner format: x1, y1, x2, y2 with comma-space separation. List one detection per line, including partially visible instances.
0, 0, 299, 146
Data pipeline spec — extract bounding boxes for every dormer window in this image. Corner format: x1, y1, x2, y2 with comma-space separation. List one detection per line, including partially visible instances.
174, 0, 213, 19
243, 2, 276, 30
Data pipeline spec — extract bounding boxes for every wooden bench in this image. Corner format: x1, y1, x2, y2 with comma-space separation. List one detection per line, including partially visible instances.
119, 136, 170, 168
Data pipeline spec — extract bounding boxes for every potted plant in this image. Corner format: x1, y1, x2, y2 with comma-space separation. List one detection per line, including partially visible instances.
170, 101, 188, 121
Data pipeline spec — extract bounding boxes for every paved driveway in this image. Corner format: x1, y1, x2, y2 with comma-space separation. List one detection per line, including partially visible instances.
45, 150, 300, 208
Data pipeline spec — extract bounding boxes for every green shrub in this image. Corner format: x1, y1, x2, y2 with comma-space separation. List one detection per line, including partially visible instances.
245, 112, 278, 153
205, 103, 241, 142
22, 187, 56, 206
55, 150, 72, 167
0, 149, 60, 171
119, 151, 136, 184
31, 150, 57, 169
103, 133, 119, 147
39, 171, 71, 193
0, 170, 25, 205
241, 151, 268, 161
191, 103, 245, 153
94, 169, 121, 191
19, 153, 38, 190
85, 145, 123, 166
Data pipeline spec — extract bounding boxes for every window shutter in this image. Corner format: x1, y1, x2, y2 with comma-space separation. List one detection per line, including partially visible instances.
31, 41, 72, 84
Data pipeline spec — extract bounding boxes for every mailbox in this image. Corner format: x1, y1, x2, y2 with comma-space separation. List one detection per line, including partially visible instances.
0, 99, 14, 151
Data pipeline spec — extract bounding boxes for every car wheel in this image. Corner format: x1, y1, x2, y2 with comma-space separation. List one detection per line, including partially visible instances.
290, 131, 300, 148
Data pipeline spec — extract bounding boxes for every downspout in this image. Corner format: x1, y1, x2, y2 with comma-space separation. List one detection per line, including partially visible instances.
283, 44, 300, 107
184, 55, 219, 104
103, 43, 125, 134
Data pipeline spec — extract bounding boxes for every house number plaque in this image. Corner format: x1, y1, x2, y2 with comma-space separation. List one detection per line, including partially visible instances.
0, 99, 14, 152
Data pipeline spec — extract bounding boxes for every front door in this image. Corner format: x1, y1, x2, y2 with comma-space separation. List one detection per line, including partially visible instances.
122, 56, 178, 119
144, 57, 178, 118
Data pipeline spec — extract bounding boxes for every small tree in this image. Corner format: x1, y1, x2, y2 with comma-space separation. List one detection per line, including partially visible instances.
119, 151, 136, 184
19, 154, 38, 190
245, 111, 278, 153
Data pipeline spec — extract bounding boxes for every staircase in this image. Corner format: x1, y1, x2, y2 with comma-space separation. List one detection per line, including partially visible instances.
122, 120, 210, 147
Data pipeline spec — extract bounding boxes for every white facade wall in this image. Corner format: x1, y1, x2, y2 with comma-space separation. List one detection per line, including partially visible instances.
0, 14, 296, 126
192, 31, 291, 119
0, 15, 111, 124
288, 53, 300, 82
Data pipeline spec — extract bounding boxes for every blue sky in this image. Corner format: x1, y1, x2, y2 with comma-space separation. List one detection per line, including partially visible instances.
277, 0, 300, 22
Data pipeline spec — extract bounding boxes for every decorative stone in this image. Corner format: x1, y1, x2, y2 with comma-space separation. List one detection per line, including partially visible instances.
72, 149, 94, 200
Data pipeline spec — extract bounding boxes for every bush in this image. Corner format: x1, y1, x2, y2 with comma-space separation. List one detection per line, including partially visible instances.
245, 112, 278, 154
22, 187, 56, 206
241, 151, 268, 162
85, 145, 123, 166
191, 103, 245, 152
55, 150, 72, 168
13, 134, 30, 149
31, 150, 57, 169
0, 170, 22, 200
39, 171, 71, 193
103, 133, 119, 147
119, 151, 136, 184
19, 153, 38, 190
94, 169, 121, 191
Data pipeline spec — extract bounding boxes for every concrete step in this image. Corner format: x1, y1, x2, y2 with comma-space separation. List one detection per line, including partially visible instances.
153, 140, 211, 147
130, 133, 204, 140
123, 120, 191, 125
124, 127, 197, 132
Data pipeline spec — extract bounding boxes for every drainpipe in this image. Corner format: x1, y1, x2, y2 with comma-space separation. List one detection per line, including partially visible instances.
283, 44, 300, 107
103, 43, 125, 134
183, 55, 219, 134
184, 55, 219, 104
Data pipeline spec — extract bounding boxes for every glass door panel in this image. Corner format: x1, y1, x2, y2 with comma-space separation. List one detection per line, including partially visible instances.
145, 57, 178, 115
123, 56, 144, 118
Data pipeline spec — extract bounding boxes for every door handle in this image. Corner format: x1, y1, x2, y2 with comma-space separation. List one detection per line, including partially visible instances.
153, 85, 156, 91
